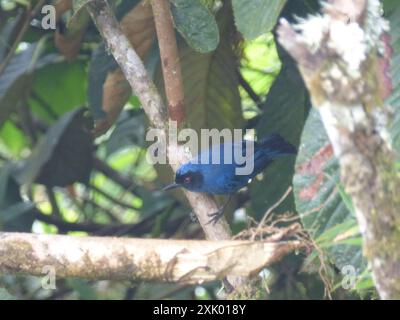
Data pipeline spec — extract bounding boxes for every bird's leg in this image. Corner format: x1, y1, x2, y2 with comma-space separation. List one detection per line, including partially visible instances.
207, 195, 232, 225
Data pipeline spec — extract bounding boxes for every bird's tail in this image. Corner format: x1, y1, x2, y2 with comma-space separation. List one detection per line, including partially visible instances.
257, 134, 297, 159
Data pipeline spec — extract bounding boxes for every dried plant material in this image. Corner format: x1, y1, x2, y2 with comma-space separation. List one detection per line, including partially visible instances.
94, 1, 157, 136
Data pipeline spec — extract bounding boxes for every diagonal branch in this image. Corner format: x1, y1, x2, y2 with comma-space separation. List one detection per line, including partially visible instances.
151, 0, 186, 125
86, 0, 232, 242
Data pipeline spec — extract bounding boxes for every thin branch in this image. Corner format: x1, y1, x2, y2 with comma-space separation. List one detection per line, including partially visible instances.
252, 186, 293, 241
0, 232, 304, 283
30, 92, 59, 121
33, 204, 182, 237
237, 71, 262, 108
46, 187, 62, 218
0, 0, 47, 75
151, 0, 185, 125
89, 183, 139, 211
86, 1, 233, 243
92, 157, 139, 196
17, 103, 38, 145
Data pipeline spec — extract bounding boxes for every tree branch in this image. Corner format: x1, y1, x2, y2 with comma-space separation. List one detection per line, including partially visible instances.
278, 0, 400, 299
151, 0, 186, 125
86, 1, 232, 243
0, 0, 47, 75
0, 232, 303, 283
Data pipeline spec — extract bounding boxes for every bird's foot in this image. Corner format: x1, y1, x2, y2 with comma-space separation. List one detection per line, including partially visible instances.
206, 195, 232, 225
206, 209, 224, 225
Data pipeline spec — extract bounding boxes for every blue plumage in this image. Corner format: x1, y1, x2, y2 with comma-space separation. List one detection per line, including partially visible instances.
163, 134, 296, 224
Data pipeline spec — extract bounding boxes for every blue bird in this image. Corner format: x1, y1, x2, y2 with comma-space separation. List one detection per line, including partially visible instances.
163, 134, 296, 224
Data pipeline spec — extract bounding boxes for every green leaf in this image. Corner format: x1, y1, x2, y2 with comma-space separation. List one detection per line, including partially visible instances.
154, 5, 243, 205
171, 0, 219, 53
247, 0, 319, 218
0, 44, 36, 128
70, 0, 93, 27
156, 6, 243, 131
232, 0, 286, 40
293, 109, 366, 272
29, 61, 87, 122
105, 109, 146, 155
249, 47, 310, 217
0, 288, 16, 300
0, 120, 28, 156
0, 13, 22, 61
16, 108, 94, 187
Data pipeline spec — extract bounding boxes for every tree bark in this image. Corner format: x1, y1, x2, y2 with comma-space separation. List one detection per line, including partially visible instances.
86, 0, 232, 242
0, 232, 303, 283
278, 0, 400, 299
151, 0, 186, 125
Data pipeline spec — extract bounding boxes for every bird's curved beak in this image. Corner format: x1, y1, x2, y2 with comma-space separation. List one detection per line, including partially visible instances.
162, 183, 180, 191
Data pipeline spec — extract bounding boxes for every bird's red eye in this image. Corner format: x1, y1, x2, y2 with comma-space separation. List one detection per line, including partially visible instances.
183, 176, 191, 184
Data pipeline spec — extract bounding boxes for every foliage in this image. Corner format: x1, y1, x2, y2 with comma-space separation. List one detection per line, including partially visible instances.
0, 0, 398, 300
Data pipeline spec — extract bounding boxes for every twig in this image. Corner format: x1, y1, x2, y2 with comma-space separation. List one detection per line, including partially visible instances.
86, 1, 232, 242
30, 92, 59, 121
89, 183, 139, 211
151, 0, 185, 125
82, 196, 120, 222
237, 71, 262, 108
92, 157, 139, 196
252, 186, 293, 241
0, 0, 47, 75
33, 204, 182, 237
18, 103, 38, 145
46, 187, 62, 218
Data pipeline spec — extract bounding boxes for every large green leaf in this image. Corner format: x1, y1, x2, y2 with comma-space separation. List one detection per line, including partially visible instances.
246, 0, 319, 218
0, 13, 22, 61
154, 5, 243, 207
29, 60, 87, 122
232, 0, 286, 40
293, 110, 365, 272
249, 47, 310, 218
0, 44, 37, 128
171, 0, 219, 53
156, 6, 243, 131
